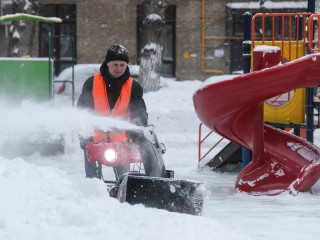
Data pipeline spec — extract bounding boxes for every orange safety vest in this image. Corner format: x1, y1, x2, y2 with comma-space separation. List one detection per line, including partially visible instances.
92, 72, 133, 142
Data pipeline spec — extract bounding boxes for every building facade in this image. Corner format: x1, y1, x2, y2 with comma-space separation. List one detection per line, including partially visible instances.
0, 0, 308, 80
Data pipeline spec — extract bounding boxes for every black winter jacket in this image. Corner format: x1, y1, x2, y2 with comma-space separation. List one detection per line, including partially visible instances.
77, 62, 148, 126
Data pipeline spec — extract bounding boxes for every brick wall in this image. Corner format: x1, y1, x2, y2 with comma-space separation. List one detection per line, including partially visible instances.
36, 0, 229, 80
1, 0, 308, 81
76, 0, 138, 64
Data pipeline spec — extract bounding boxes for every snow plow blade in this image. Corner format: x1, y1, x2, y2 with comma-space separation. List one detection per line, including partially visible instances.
117, 175, 204, 215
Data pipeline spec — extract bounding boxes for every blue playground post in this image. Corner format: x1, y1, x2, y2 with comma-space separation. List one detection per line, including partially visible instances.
241, 12, 252, 167
308, 0, 315, 13
306, 0, 316, 143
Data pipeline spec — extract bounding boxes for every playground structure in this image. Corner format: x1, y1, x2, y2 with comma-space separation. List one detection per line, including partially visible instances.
195, 11, 320, 195
251, 13, 314, 131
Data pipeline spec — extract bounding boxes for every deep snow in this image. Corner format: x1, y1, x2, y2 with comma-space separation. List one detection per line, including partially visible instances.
0, 70, 320, 240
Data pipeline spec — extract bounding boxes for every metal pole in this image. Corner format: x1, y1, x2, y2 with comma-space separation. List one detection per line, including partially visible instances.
242, 12, 252, 167
308, 0, 315, 13
48, 30, 53, 100
293, 16, 303, 135
71, 35, 75, 106
306, 0, 316, 143
243, 12, 252, 74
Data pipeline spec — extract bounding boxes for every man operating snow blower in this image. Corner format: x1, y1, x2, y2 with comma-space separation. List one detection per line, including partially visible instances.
77, 44, 203, 215
77, 44, 154, 180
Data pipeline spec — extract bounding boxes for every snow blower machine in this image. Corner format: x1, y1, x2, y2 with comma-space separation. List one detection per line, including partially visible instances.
85, 125, 204, 215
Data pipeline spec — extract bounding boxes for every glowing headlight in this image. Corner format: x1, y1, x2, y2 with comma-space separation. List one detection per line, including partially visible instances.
104, 149, 117, 162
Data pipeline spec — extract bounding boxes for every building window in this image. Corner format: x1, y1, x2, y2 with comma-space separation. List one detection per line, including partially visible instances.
39, 4, 76, 75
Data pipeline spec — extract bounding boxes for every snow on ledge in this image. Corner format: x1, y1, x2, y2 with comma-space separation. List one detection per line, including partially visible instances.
226, 1, 307, 9
254, 45, 281, 53
0, 13, 62, 23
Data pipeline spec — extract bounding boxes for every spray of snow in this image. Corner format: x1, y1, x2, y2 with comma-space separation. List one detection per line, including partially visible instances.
0, 100, 140, 147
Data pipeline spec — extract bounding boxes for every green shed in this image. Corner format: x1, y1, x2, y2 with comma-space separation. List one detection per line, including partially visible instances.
0, 13, 62, 103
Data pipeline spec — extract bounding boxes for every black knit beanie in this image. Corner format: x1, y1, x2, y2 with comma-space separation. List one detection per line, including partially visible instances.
105, 44, 129, 63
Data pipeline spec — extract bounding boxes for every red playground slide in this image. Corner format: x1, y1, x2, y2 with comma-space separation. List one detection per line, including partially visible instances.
193, 54, 320, 195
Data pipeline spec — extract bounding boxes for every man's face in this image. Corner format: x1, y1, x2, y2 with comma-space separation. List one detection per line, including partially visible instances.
107, 60, 127, 78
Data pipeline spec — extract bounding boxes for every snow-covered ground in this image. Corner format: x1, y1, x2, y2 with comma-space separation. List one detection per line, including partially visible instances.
0, 69, 320, 240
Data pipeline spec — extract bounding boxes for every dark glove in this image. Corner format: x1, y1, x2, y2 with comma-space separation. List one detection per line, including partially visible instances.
79, 136, 93, 150
127, 128, 144, 142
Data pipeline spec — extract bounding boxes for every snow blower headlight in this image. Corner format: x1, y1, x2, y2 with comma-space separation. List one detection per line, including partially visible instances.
104, 149, 117, 162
